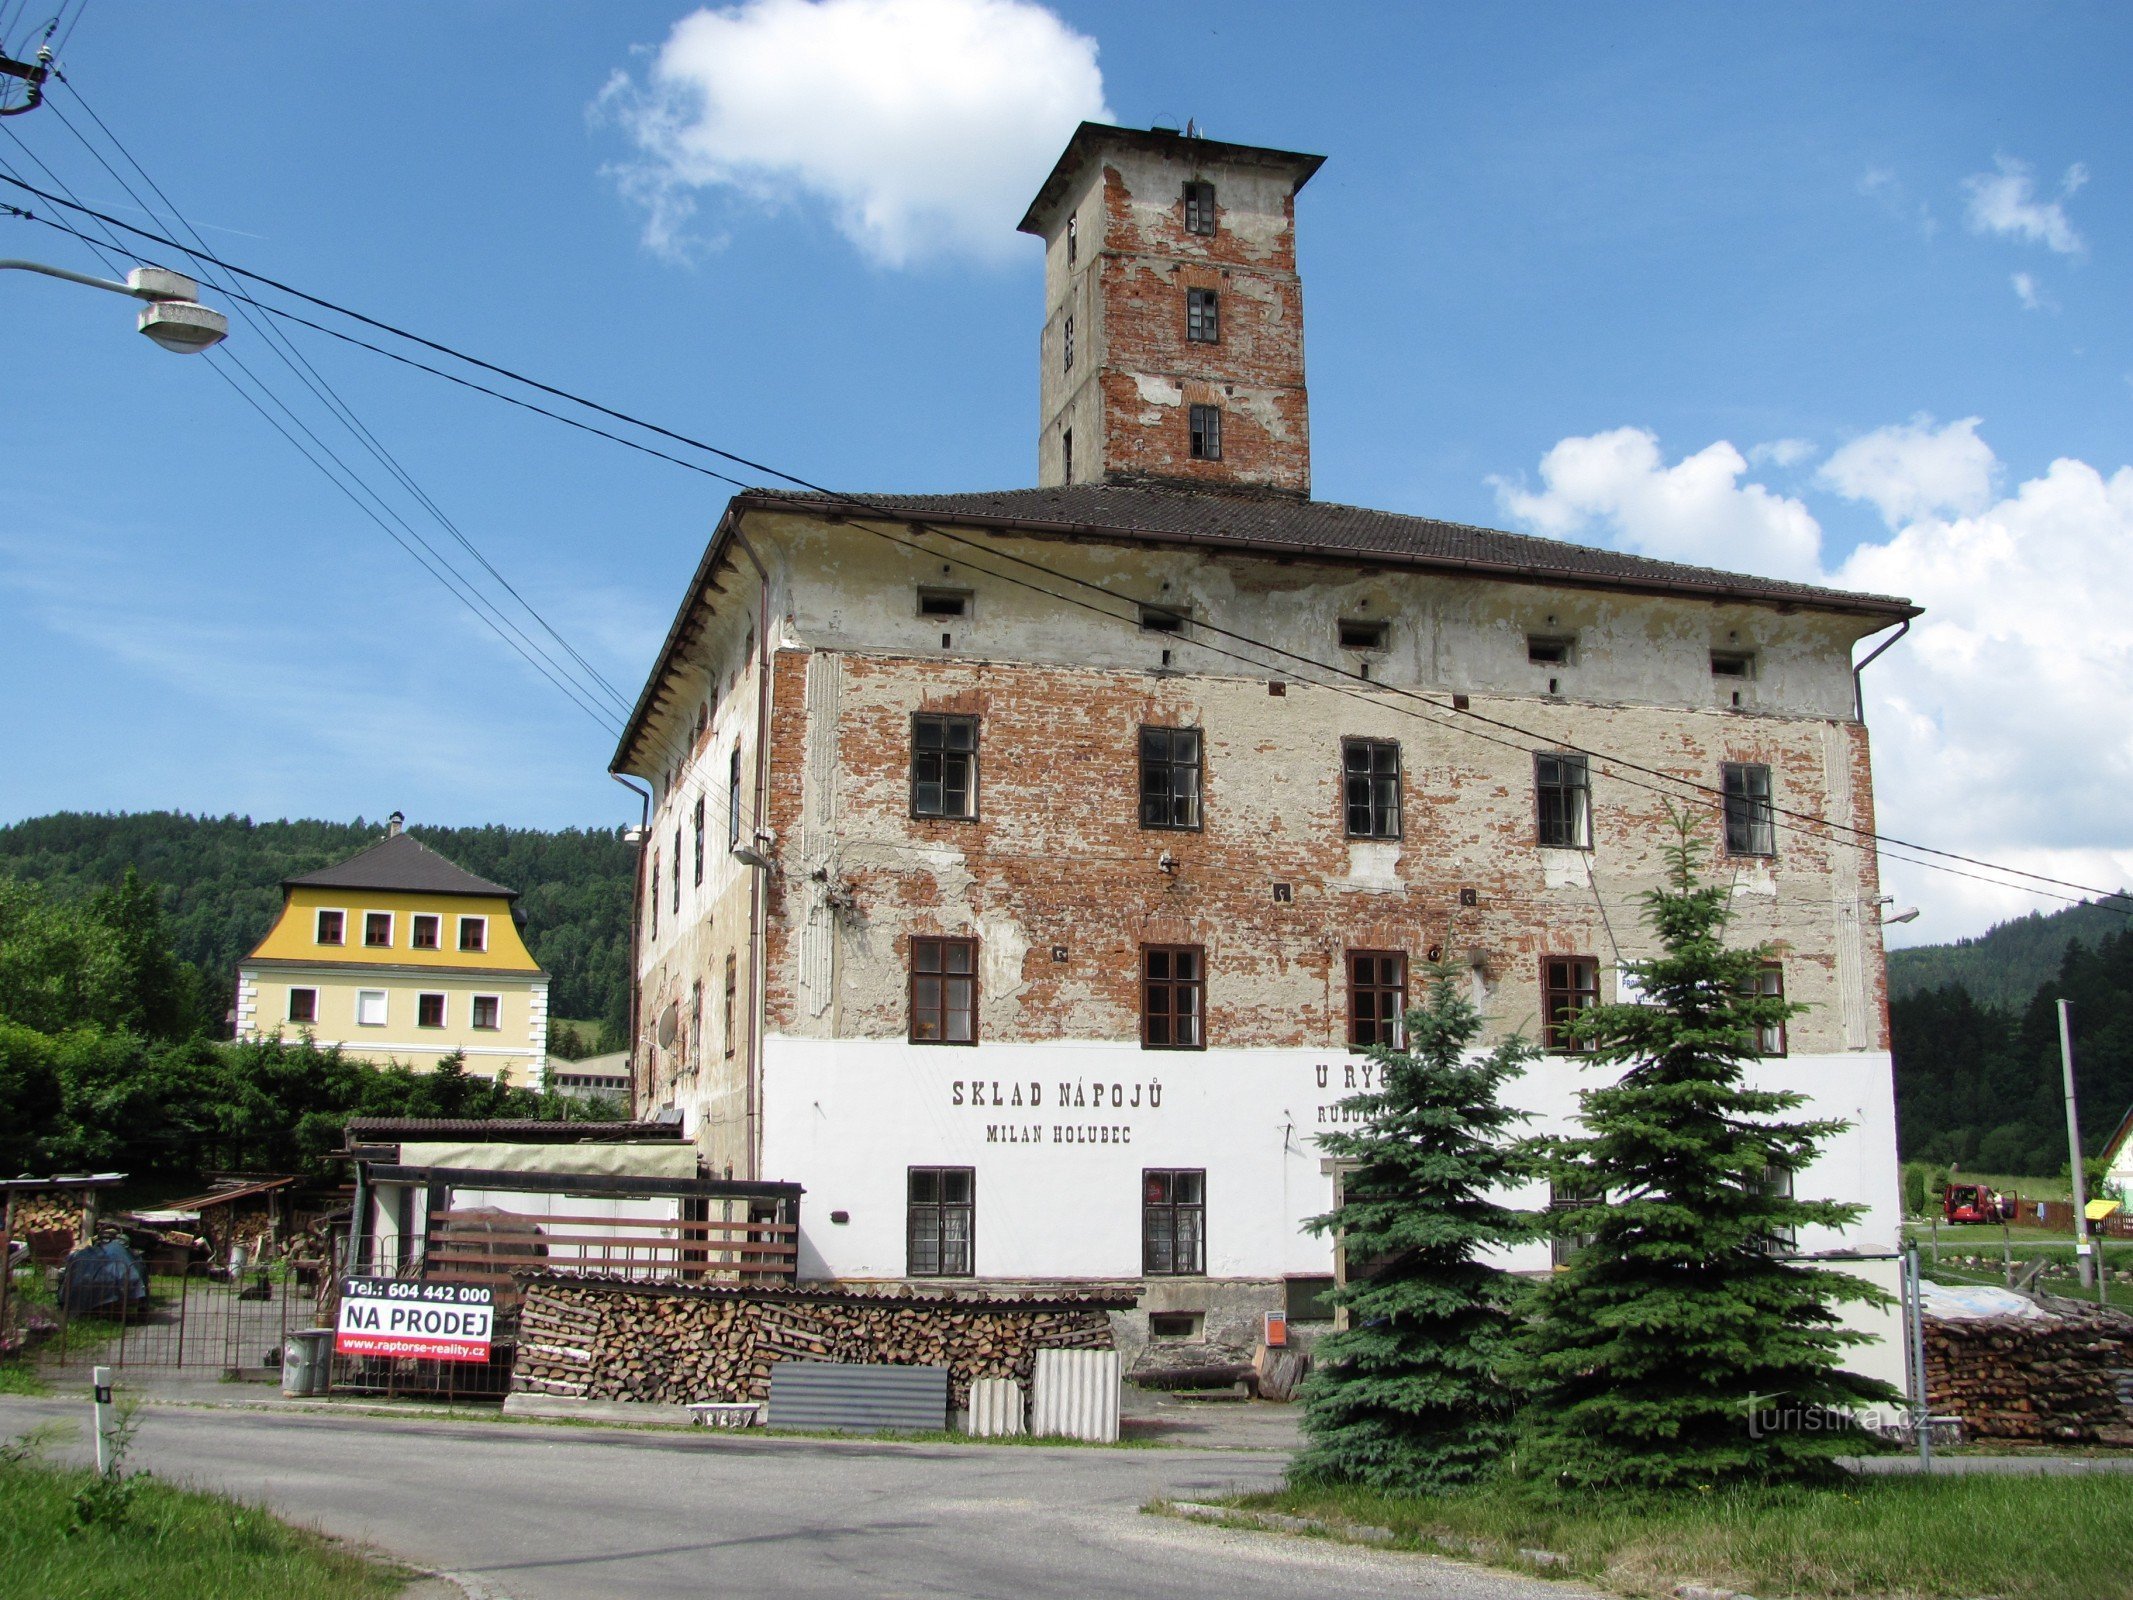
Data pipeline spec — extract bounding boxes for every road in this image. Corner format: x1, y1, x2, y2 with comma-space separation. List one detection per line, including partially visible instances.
0, 1395, 1595, 1600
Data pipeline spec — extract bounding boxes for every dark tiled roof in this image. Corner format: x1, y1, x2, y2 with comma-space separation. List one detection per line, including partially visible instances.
1017, 121, 1324, 235
742, 484, 1918, 618
285, 832, 517, 899
344, 1118, 678, 1146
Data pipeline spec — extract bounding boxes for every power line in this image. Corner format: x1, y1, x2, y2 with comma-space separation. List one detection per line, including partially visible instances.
3, 167, 2124, 916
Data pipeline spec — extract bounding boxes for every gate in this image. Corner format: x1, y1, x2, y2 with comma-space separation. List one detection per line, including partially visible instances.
52, 1258, 303, 1378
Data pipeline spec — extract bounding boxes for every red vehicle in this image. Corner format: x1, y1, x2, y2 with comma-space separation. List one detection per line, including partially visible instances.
1943, 1183, 1998, 1224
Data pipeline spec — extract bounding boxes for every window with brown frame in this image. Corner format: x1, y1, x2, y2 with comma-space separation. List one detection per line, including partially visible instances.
1142, 1169, 1206, 1275
1139, 726, 1202, 830
1542, 955, 1600, 1051
363, 911, 393, 948
1142, 944, 1205, 1049
911, 713, 979, 818
315, 909, 344, 946
459, 915, 487, 953
416, 993, 446, 1029
287, 987, 318, 1025
910, 937, 977, 1044
1746, 962, 1788, 1056
411, 913, 441, 950
1348, 951, 1407, 1049
907, 1167, 974, 1276
1342, 738, 1402, 838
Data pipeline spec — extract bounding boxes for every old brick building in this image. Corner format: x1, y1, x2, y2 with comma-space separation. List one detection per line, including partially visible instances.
612, 123, 1917, 1371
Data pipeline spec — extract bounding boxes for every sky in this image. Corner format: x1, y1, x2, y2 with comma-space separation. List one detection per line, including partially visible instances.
0, 0, 2127, 948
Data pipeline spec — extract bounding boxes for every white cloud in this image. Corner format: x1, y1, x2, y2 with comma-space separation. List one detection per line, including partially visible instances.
1818, 415, 1998, 529
1748, 438, 1815, 469
598, 0, 1111, 267
1491, 427, 1824, 580
1858, 167, 1938, 239
1493, 420, 2133, 944
1962, 155, 2087, 255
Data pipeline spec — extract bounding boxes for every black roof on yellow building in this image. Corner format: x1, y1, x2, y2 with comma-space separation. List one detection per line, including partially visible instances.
283, 831, 517, 900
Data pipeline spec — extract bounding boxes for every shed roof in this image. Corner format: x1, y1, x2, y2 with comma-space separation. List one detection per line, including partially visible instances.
344, 1118, 679, 1148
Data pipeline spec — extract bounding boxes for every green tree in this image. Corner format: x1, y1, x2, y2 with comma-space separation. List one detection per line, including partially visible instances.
1513, 814, 1898, 1491
1293, 964, 1539, 1492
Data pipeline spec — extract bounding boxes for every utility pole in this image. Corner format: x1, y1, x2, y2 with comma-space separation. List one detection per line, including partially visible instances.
2059, 999, 2099, 1296
0, 44, 50, 117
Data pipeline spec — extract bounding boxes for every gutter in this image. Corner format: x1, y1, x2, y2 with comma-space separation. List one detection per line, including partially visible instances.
1851, 617, 1911, 724
611, 773, 652, 1117
730, 520, 774, 1183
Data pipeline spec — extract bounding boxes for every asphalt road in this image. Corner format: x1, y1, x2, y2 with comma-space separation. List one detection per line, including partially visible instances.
0, 1395, 1598, 1600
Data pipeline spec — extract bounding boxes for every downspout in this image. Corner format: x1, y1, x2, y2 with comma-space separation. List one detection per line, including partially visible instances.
1851, 617, 1910, 724
730, 521, 774, 1182
611, 772, 653, 1118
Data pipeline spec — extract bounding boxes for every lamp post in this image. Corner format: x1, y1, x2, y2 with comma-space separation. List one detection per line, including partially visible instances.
2, 258, 228, 352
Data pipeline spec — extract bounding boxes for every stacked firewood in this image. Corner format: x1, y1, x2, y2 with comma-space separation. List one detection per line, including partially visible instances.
8, 1194, 86, 1246
512, 1279, 1120, 1410
1925, 1303, 2133, 1445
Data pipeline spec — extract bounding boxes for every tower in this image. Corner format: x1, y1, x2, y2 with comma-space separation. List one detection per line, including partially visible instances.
1018, 123, 1324, 497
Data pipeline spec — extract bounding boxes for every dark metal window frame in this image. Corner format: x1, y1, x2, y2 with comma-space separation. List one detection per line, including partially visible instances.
1722, 761, 1776, 857
907, 1166, 974, 1278
909, 935, 978, 1046
1542, 955, 1601, 1051
910, 712, 980, 821
1341, 737, 1403, 839
1063, 313, 1074, 371
693, 797, 706, 886
1142, 1168, 1206, 1276
1188, 403, 1222, 460
1141, 943, 1206, 1050
1183, 180, 1216, 235
1138, 725, 1204, 831
1347, 950, 1408, 1050
1535, 751, 1592, 850
1186, 287, 1219, 343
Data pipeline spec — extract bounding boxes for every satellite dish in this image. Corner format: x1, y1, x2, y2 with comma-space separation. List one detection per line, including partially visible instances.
656, 1004, 679, 1048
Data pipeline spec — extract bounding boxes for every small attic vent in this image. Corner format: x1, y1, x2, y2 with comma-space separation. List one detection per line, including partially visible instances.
1339, 618, 1389, 651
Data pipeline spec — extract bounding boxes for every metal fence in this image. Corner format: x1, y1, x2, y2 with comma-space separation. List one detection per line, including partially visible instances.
50, 1261, 305, 1377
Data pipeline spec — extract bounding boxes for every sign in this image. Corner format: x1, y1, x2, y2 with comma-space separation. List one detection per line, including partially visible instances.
335, 1277, 494, 1363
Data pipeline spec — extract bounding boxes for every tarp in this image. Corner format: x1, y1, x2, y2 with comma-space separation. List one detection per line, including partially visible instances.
59, 1239, 148, 1317
397, 1141, 697, 1180
1920, 1280, 2047, 1320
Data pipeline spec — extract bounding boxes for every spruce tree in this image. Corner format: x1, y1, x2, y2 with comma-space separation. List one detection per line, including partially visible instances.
1514, 813, 1898, 1491
1294, 963, 1538, 1492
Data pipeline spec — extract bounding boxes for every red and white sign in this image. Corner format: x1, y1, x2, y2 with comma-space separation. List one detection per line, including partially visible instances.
335, 1277, 494, 1363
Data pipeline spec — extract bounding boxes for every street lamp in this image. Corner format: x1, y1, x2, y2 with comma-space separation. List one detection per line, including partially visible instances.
1, 258, 228, 352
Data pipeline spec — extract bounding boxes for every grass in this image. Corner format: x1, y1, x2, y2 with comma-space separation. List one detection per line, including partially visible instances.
0, 1362, 47, 1395
0, 1457, 406, 1600
1223, 1477, 2133, 1600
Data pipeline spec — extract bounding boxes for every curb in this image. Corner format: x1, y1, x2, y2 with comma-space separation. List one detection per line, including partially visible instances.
1162, 1500, 1573, 1571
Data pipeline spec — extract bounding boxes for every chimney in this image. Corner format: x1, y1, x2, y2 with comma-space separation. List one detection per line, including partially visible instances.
388, 811, 404, 837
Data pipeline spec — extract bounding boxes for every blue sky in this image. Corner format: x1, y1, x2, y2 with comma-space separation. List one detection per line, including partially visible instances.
1, 1, 2127, 943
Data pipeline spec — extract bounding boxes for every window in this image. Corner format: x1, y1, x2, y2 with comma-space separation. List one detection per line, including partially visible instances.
1183, 179, 1216, 235
1061, 426, 1073, 481
363, 911, 393, 948
1063, 313, 1074, 371
1341, 738, 1402, 839
1339, 618, 1389, 651
917, 587, 969, 619
1142, 944, 1205, 1049
355, 989, 388, 1028
649, 857, 659, 939
1542, 956, 1600, 1051
1143, 1169, 1206, 1275
1148, 1311, 1202, 1339
1751, 1164, 1798, 1255
1722, 762, 1776, 856
689, 978, 703, 1062
909, 937, 977, 1044
1186, 287, 1219, 343
1138, 603, 1187, 633
1528, 634, 1575, 666
728, 747, 743, 848
1139, 726, 1202, 830
458, 915, 488, 953
1710, 650, 1756, 679
1286, 1275, 1338, 1323
1066, 212, 1077, 265
672, 829, 682, 913
315, 909, 345, 946
911, 713, 978, 819
287, 987, 318, 1025
1535, 752, 1592, 849
417, 992, 446, 1029
1747, 962, 1787, 1056
723, 951, 738, 1057
411, 913, 441, 951
1348, 951, 1407, 1049
1188, 403, 1221, 460
693, 798, 706, 886
471, 994, 500, 1031
907, 1167, 974, 1277
1549, 1176, 1604, 1269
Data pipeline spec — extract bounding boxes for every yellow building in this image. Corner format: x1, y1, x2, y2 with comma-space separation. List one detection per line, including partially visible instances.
234, 814, 550, 1086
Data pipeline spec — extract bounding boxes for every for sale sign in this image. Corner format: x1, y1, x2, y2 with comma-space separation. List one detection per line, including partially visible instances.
335, 1277, 494, 1363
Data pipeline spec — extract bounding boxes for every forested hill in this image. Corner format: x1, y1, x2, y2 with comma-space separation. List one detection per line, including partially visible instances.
0, 812, 634, 1033
1888, 898, 2129, 1008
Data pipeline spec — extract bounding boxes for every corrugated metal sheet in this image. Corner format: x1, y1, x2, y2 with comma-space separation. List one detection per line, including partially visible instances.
966, 1378, 1025, 1437
767, 1362, 949, 1433
1031, 1348, 1120, 1442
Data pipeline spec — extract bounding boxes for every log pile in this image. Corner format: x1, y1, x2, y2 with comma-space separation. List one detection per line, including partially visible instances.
8, 1194, 88, 1249
512, 1277, 1123, 1410
1925, 1302, 2133, 1445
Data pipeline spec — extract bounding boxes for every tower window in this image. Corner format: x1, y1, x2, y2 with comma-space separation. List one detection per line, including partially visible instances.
1188, 404, 1222, 460
1183, 180, 1216, 235
1186, 288, 1219, 343
1062, 426, 1073, 481
917, 587, 969, 619
1339, 618, 1389, 651
1063, 314, 1074, 371
1066, 212, 1077, 266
